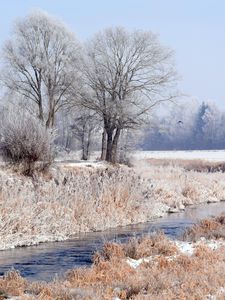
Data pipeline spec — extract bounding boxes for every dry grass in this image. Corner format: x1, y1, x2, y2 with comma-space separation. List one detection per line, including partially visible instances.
183, 213, 225, 241
93, 233, 178, 263
122, 233, 178, 259
134, 158, 225, 208
146, 158, 225, 173
1, 226, 225, 299
0, 270, 26, 297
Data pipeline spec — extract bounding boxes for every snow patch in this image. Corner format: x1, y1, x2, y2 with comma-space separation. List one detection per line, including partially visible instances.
126, 257, 153, 268
175, 238, 225, 256
127, 238, 225, 269
175, 240, 194, 255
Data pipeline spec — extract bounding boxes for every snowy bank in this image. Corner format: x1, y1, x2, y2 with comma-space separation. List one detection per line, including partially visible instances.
0, 164, 167, 250
1, 156, 225, 250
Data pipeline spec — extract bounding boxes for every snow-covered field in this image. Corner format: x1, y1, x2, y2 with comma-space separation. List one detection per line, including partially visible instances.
133, 150, 225, 162
57, 149, 225, 163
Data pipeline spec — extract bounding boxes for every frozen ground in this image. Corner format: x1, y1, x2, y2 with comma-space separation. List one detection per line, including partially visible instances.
133, 150, 225, 162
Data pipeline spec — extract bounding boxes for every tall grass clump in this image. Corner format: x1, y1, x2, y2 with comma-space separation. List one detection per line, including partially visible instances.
0, 108, 55, 175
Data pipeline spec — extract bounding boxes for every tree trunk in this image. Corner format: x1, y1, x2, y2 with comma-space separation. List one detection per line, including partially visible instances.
86, 130, 91, 160
50, 112, 55, 127
100, 129, 107, 160
111, 128, 121, 164
46, 80, 55, 128
36, 70, 43, 122
106, 130, 113, 162
46, 107, 55, 128
81, 125, 87, 160
38, 102, 44, 122
81, 133, 91, 161
81, 146, 88, 160
65, 134, 71, 150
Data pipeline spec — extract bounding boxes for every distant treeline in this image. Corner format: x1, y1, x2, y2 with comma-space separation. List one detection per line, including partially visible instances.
141, 101, 225, 150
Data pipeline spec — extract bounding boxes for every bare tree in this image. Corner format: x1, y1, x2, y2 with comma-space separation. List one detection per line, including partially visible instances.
54, 109, 76, 151
80, 27, 177, 163
1, 10, 81, 127
70, 108, 101, 160
118, 129, 144, 164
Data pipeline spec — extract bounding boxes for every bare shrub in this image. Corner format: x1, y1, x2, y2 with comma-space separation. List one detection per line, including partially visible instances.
0, 109, 55, 175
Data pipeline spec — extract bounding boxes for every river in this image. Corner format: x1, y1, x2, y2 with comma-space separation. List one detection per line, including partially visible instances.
1, 201, 225, 281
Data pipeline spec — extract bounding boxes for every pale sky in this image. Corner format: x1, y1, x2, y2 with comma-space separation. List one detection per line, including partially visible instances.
1, 0, 225, 108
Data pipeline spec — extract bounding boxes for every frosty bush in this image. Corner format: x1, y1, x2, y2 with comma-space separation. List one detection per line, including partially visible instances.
0, 109, 55, 175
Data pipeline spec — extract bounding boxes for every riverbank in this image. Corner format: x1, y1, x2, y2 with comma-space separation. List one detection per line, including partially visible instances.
1, 201, 225, 282
0, 162, 166, 250
1, 158, 225, 250
1, 214, 225, 299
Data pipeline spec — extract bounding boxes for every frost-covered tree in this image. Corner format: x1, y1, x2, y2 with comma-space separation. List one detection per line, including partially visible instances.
192, 102, 209, 148
80, 27, 177, 163
1, 10, 81, 127
54, 107, 102, 159
200, 102, 222, 149
70, 108, 101, 160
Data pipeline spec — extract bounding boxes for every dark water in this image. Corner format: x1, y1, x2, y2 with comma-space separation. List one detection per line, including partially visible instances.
1, 201, 225, 281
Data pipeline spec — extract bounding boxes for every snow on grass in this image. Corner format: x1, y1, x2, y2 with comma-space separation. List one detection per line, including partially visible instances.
2, 149, 225, 250
55, 159, 106, 169
55, 150, 101, 162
